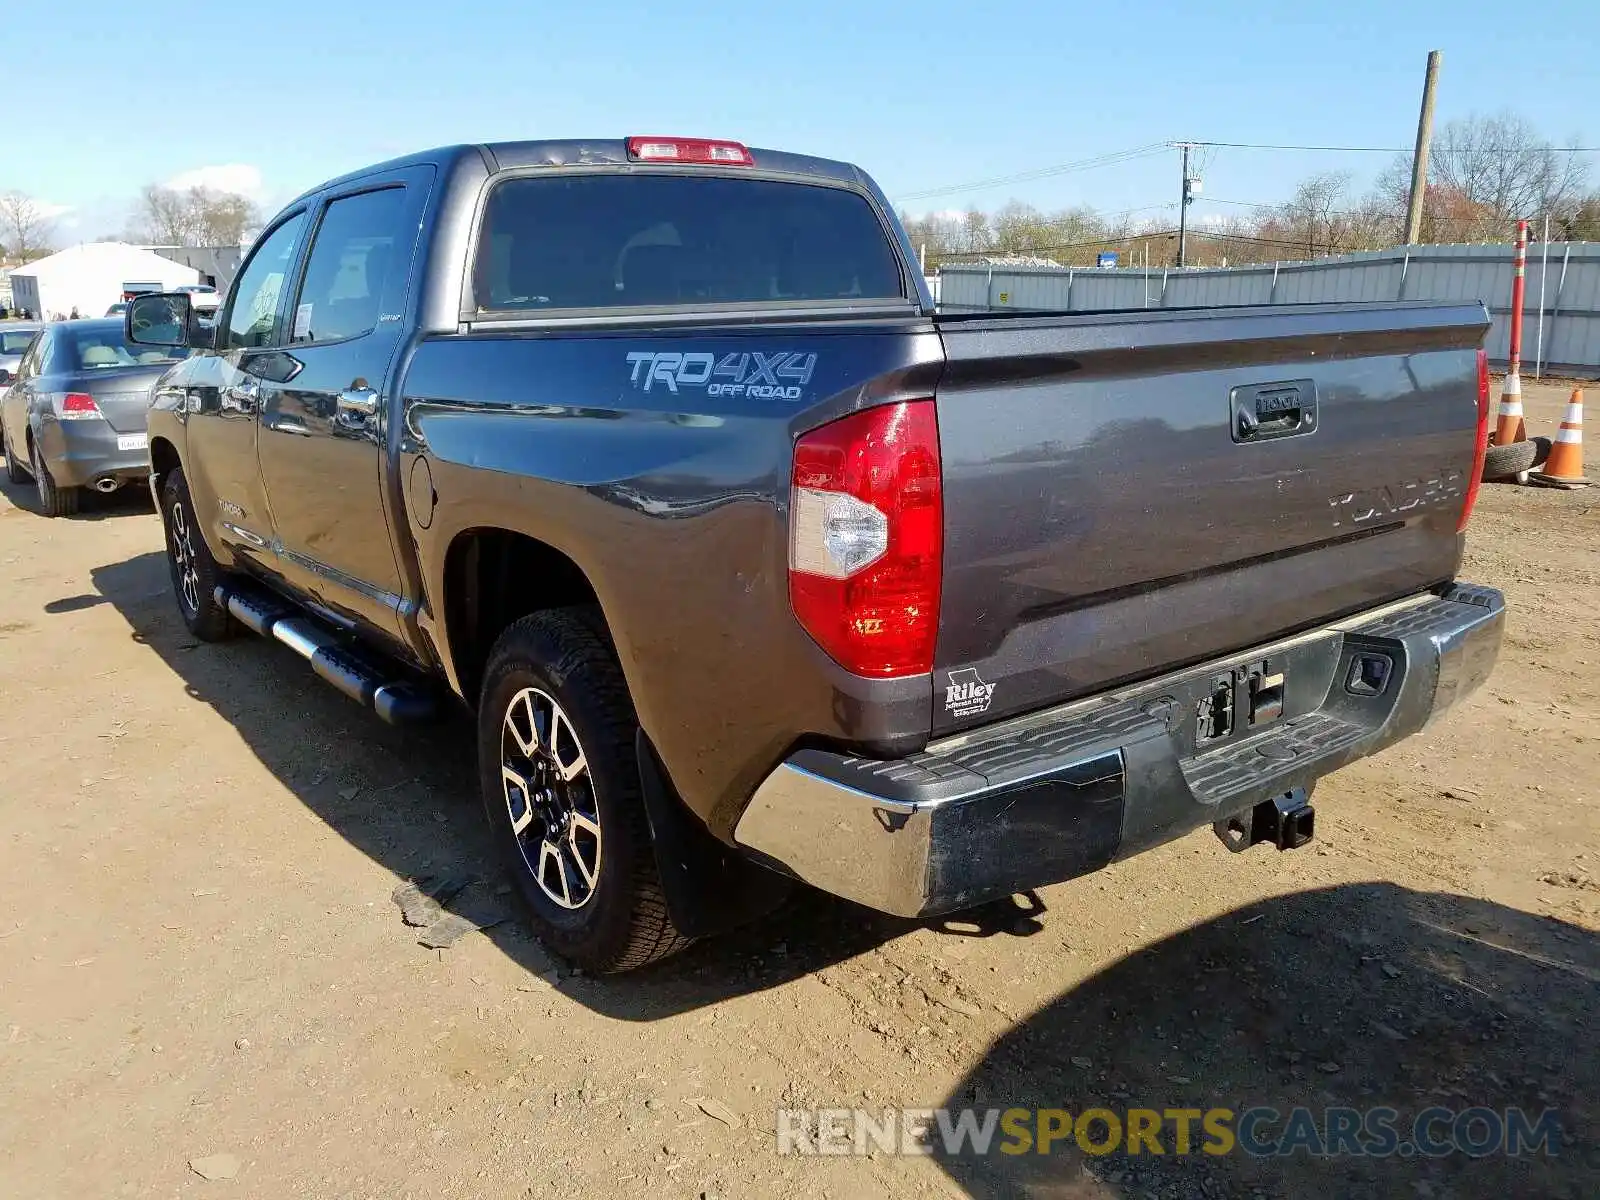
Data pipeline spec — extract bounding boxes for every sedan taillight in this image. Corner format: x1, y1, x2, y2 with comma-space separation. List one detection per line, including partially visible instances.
58, 392, 104, 421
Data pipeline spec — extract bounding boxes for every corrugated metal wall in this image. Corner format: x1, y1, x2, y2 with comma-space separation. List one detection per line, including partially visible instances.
939, 242, 1600, 376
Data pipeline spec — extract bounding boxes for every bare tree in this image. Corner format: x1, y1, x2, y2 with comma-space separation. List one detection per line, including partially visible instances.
1378, 112, 1591, 240
129, 184, 260, 247
1560, 191, 1600, 241
133, 185, 193, 245
0, 190, 54, 259
1272, 172, 1355, 257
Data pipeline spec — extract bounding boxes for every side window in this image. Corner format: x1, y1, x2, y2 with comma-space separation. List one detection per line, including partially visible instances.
290, 187, 408, 345
24, 332, 49, 378
222, 212, 309, 351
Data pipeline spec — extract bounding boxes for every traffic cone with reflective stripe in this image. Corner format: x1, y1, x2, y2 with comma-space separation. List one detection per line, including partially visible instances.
1493, 371, 1526, 446
1531, 389, 1590, 488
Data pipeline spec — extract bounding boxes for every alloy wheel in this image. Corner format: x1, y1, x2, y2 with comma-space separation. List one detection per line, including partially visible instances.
500, 687, 602, 910
169, 499, 201, 616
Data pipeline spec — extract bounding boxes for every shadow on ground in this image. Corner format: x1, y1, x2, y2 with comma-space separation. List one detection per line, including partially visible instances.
85, 551, 1044, 1019
932, 882, 1597, 1199
0, 471, 153, 521
80, 556, 1600, 1196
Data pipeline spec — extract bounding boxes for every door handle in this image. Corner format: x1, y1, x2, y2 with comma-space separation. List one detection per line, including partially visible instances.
336, 386, 379, 416
1236, 407, 1260, 439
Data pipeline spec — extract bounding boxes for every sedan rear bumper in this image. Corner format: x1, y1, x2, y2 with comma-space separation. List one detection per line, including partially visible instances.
36, 419, 148, 488
733, 584, 1504, 917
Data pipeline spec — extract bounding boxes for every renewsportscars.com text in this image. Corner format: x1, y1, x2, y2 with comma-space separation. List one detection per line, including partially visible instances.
775, 1105, 1560, 1159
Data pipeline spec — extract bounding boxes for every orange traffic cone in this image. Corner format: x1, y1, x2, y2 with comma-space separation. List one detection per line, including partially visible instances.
1493, 372, 1526, 446
1530, 389, 1589, 488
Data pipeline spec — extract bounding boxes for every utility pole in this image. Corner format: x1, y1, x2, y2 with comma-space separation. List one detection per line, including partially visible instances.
1402, 50, 1442, 245
1175, 142, 1197, 267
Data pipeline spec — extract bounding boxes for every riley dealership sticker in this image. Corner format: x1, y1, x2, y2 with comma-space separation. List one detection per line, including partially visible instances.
945, 668, 996, 718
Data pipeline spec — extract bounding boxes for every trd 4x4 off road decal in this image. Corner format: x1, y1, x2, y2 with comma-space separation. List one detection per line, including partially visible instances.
626, 350, 817, 399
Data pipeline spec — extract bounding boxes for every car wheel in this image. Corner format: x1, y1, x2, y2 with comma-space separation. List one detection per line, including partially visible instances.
33, 447, 80, 517
162, 467, 234, 641
478, 609, 692, 973
3, 430, 27, 484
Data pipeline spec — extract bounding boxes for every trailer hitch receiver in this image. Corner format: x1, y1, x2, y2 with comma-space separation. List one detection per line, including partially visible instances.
1214, 788, 1315, 853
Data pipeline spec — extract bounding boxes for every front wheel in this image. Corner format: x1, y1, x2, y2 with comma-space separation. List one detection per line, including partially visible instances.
478, 610, 691, 973
162, 468, 234, 641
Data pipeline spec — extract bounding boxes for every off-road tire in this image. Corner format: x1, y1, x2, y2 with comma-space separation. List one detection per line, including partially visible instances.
162, 468, 234, 641
33, 447, 79, 517
479, 609, 692, 973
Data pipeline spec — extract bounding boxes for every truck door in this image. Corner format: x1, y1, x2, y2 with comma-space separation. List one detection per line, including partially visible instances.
254, 167, 432, 641
179, 208, 310, 575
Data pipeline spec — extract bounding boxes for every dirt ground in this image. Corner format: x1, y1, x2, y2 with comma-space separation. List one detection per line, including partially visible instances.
1, 381, 1595, 1200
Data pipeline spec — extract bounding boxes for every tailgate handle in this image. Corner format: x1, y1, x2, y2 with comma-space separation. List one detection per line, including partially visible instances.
1231, 380, 1317, 444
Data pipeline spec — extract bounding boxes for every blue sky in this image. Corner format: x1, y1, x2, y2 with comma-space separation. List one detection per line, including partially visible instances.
6, 0, 1596, 242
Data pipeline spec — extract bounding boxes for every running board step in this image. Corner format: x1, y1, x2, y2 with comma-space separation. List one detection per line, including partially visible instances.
215, 582, 438, 725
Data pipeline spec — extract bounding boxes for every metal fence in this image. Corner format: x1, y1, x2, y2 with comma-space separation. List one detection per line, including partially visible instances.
938, 242, 1600, 377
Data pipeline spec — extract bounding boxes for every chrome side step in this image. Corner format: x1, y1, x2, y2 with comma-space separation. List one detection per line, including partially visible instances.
216, 582, 437, 725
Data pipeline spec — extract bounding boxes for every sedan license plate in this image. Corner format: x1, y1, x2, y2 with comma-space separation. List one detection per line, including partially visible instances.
117, 433, 148, 452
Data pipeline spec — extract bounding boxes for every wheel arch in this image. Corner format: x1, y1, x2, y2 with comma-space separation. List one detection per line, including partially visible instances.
441, 526, 606, 707
149, 435, 182, 496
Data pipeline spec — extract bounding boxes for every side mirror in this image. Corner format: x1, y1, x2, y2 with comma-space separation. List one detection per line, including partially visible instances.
125, 292, 200, 348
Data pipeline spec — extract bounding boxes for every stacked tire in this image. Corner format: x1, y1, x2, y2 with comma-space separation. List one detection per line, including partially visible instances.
1482, 436, 1551, 482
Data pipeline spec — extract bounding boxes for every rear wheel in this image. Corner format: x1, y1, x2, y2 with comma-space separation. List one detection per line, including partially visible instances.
162, 468, 234, 641
33, 448, 79, 517
478, 610, 691, 973
3, 431, 27, 484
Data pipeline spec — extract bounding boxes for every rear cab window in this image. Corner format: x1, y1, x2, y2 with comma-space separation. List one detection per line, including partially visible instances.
471, 173, 908, 315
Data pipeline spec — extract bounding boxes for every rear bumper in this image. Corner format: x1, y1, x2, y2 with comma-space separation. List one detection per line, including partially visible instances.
36, 419, 148, 488
733, 583, 1504, 917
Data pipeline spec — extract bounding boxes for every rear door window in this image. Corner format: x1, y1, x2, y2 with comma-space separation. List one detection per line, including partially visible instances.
291, 187, 409, 344
473, 174, 906, 313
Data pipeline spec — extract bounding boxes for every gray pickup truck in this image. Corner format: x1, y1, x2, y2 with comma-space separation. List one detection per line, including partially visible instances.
125, 136, 1504, 972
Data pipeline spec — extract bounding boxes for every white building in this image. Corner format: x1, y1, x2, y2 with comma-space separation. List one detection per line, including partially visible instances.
7, 243, 200, 320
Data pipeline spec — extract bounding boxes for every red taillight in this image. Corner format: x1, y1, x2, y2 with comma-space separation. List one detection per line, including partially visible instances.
1458, 348, 1490, 532
789, 400, 942, 677
625, 136, 753, 166
60, 392, 103, 420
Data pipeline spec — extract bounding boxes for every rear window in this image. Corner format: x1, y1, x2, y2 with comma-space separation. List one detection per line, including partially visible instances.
56, 324, 187, 371
473, 174, 905, 313
1, 329, 37, 355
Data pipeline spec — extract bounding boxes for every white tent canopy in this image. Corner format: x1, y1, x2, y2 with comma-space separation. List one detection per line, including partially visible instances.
8, 243, 200, 320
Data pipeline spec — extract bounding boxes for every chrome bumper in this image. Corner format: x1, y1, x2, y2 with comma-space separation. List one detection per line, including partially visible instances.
734, 584, 1505, 918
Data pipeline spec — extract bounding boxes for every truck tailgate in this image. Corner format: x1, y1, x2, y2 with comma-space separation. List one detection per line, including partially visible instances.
930, 301, 1489, 733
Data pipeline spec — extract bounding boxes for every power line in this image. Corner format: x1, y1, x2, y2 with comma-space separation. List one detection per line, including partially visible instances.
1205, 196, 1537, 234
1187, 139, 1600, 154
893, 143, 1169, 203
935, 230, 1178, 259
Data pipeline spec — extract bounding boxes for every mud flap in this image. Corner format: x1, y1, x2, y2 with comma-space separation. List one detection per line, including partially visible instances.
635, 730, 792, 939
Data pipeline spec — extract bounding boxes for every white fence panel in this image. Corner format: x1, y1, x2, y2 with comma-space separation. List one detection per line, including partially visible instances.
937, 242, 1600, 375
